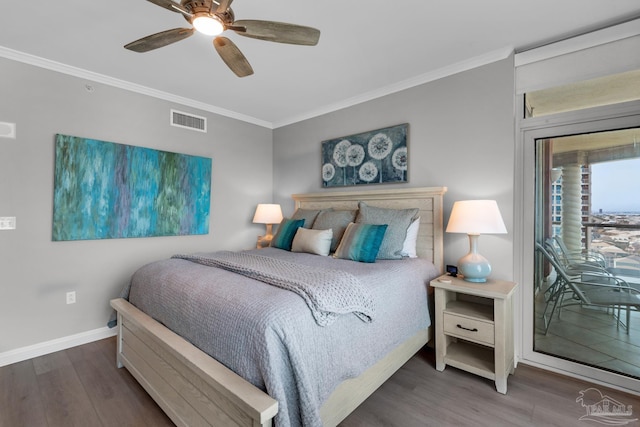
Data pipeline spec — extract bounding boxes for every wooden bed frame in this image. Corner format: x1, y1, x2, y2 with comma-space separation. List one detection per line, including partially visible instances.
111, 186, 446, 427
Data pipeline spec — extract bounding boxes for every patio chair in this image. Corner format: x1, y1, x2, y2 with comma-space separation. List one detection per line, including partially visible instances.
544, 238, 608, 277
552, 235, 606, 268
541, 238, 609, 304
606, 267, 640, 289
536, 243, 640, 335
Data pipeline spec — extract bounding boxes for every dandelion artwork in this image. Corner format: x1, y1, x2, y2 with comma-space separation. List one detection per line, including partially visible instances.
52, 134, 212, 241
321, 124, 408, 187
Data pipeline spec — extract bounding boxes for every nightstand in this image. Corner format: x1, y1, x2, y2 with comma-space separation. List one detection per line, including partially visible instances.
430, 275, 518, 394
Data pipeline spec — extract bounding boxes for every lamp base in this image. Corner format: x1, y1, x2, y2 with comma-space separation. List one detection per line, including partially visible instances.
458, 252, 491, 283
256, 234, 273, 249
256, 223, 275, 249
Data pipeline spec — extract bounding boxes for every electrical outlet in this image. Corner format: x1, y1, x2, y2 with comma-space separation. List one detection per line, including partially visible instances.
66, 291, 76, 305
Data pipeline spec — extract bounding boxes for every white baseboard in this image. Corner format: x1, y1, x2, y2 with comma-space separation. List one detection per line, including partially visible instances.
0, 327, 117, 367
519, 358, 640, 397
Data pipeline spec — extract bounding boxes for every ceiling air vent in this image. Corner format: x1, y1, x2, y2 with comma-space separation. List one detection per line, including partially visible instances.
171, 109, 207, 133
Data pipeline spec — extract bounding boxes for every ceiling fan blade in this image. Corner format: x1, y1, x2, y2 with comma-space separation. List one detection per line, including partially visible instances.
124, 28, 195, 52
145, 0, 190, 15
215, 0, 233, 13
213, 37, 254, 77
232, 20, 320, 46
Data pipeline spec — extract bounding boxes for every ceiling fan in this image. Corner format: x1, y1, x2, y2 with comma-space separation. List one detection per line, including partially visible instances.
125, 0, 321, 77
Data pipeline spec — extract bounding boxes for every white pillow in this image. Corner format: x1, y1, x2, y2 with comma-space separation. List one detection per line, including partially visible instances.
400, 217, 420, 258
291, 228, 333, 256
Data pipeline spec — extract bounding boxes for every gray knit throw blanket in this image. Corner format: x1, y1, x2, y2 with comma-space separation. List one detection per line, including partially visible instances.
172, 251, 375, 326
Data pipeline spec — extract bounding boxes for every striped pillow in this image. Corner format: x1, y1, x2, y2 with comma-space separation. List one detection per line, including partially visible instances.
333, 222, 388, 263
271, 219, 305, 251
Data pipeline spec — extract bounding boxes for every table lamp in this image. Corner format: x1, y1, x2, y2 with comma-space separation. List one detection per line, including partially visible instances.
445, 200, 507, 283
253, 204, 283, 248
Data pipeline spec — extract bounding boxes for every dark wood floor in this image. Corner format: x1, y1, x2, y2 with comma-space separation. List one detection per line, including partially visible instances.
2, 337, 640, 427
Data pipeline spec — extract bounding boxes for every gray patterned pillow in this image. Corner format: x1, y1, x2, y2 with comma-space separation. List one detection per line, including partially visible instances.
312, 209, 357, 252
291, 208, 331, 228
355, 201, 419, 259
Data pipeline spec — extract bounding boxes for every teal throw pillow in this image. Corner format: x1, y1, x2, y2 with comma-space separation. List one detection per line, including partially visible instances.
334, 222, 388, 263
271, 218, 305, 251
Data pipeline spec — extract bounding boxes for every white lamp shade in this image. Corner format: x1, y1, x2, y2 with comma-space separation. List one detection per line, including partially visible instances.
446, 200, 507, 235
252, 204, 283, 224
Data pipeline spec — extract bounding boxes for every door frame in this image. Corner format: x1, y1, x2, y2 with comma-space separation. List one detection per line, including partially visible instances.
515, 98, 640, 394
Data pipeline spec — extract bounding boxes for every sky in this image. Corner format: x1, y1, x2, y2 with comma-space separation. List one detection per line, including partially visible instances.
591, 158, 640, 213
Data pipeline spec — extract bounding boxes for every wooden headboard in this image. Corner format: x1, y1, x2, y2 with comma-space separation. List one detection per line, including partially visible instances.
292, 186, 447, 273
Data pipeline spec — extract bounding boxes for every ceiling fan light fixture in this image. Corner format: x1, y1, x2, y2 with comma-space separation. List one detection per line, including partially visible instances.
193, 14, 224, 36
126, 0, 321, 77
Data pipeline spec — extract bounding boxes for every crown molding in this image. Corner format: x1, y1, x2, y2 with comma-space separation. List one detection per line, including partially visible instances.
1, 44, 514, 130
0, 46, 273, 129
272, 47, 514, 128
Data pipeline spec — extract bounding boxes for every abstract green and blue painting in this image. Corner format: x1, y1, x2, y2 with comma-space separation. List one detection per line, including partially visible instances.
52, 134, 211, 241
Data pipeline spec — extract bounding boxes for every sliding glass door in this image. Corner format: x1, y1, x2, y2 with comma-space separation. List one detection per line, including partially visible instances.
533, 127, 640, 378
519, 109, 640, 393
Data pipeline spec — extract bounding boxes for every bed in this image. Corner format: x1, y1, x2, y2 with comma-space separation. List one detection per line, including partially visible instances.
110, 186, 446, 427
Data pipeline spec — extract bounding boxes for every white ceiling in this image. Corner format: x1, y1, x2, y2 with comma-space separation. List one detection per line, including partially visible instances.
1, 0, 639, 128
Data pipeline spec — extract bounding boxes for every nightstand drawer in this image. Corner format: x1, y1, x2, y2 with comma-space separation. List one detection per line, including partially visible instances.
443, 312, 494, 346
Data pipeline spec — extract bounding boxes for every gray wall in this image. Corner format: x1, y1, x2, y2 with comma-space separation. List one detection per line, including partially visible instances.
0, 54, 516, 355
273, 56, 516, 281
0, 57, 273, 352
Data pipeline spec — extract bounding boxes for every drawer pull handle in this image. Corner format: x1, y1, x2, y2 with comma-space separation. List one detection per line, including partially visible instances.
456, 324, 478, 332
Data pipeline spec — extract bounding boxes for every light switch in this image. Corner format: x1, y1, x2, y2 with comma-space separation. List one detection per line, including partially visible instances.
0, 217, 16, 230
0, 122, 16, 139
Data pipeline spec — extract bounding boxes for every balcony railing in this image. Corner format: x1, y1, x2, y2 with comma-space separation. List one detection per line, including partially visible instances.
551, 220, 640, 269
584, 222, 640, 230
